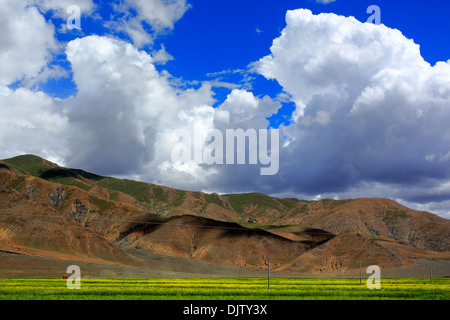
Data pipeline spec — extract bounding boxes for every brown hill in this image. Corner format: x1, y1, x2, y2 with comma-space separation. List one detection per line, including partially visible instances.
0, 157, 314, 270
0, 154, 449, 275
0, 184, 132, 265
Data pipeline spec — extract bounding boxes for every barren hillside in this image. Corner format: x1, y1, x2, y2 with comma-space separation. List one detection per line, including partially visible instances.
0, 154, 448, 275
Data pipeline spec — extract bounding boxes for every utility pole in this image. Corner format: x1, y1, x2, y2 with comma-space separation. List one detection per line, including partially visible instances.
268, 257, 270, 290
359, 261, 362, 285
429, 263, 433, 285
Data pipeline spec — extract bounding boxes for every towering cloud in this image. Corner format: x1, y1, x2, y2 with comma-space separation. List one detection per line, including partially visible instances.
64, 35, 214, 175
256, 9, 450, 206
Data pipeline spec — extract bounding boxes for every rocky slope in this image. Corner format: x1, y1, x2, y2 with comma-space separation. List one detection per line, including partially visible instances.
0, 154, 449, 274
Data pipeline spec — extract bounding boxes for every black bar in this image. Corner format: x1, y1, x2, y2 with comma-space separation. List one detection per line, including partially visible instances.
0, 300, 446, 318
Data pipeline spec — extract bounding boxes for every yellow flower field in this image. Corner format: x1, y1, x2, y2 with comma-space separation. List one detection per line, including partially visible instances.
0, 278, 449, 300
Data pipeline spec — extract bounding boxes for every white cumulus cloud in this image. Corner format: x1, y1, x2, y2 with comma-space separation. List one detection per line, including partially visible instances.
0, 86, 69, 161
110, 0, 191, 48
29, 0, 96, 17
64, 35, 215, 176
255, 9, 450, 216
0, 0, 58, 86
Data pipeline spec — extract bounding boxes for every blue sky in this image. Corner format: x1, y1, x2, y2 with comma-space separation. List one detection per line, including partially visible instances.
1, 0, 450, 218
42, 1, 450, 84
162, 0, 449, 78
35, 0, 450, 128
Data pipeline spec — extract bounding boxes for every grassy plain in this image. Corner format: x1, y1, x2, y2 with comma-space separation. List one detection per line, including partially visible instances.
0, 278, 448, 300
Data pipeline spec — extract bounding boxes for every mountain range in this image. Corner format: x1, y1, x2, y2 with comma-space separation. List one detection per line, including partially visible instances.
0, 154, 449, 276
